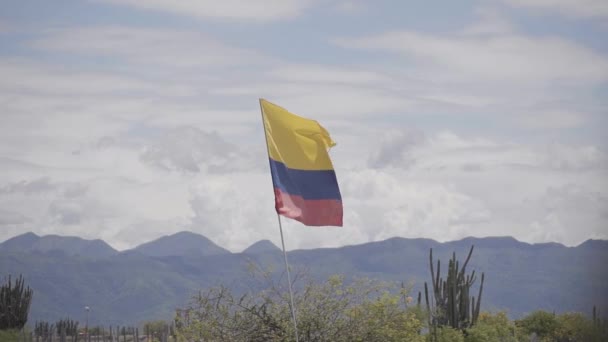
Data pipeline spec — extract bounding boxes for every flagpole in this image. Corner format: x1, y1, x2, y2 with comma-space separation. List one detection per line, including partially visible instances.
259, 98, 300, 342
277, 214, 300, 342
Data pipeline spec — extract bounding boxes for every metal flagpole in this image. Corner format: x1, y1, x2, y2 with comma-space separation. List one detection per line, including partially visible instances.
259, 98, 300, 342
277, 214, 300, 342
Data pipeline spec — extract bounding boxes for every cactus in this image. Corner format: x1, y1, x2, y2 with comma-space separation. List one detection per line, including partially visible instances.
421, 245, 485, 337
0, 274, 34, 330
35, 321, 55, 341
56, 318, 79, 337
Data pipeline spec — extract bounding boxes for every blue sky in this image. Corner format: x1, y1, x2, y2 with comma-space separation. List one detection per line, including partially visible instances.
0, 0, 607, 251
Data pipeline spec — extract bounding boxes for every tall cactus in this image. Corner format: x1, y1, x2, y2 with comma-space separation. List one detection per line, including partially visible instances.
56, 318, 79, 337
421, 245, 484, 336
0, 274, 34, 330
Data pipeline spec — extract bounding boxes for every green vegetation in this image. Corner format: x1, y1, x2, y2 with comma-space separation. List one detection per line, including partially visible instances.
0, 329, 20, 342
174, 281, 607, 342
0, 274, 33, 330
464, 312, 518, 342
174, 269, 425, 342
514, 309, 608, 342
172, 248, 607, 341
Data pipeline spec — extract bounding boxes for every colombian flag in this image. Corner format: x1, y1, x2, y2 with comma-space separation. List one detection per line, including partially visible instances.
260, 99, 343, 226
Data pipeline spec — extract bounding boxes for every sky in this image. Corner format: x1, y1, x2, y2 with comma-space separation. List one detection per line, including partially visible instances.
0, 0, 607, 252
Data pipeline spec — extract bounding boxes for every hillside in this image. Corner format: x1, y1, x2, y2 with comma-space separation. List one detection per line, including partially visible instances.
132, 231, 230, 257
0, 232, 117, 258
0, 232, 606, 326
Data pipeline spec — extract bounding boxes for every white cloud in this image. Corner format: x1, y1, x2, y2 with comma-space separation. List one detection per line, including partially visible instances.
92, 0, 314, 22
0, 59, 160, 96
268, 64, 390, 85
0, 209, 30, 225
368, 129, 427, 169
139, 126, 255, 174
360, 130, 608, 245
30, 26, 271, 69
1, 177, 57, 194
461, 7, 515, 36
212, 81, 413, 118
1, 122, 606, 250
516, 110, 587, 129
501, 0, 608, 19
188, 173, 278, 250
1, 6, 606, 252
334, 31, 608, 84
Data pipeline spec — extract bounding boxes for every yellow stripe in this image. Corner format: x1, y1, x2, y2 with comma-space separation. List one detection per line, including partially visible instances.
260, 99, 336, 171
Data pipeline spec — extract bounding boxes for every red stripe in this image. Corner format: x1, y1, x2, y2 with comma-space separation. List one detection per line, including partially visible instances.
274, 188, 343, 226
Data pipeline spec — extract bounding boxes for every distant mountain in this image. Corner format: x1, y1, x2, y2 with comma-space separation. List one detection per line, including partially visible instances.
242, 240, 280, 254
578, 239, 608, 250
132, 231, 230, 257
0, 232, 116, 258
0, 232, 40, 250
0, 232, 606, 326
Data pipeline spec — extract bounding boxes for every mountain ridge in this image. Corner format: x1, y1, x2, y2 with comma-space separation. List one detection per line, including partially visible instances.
131, 231, 230, 257
1, 231, 606, 325
0, 232, 117, 258
2, 231, 599, 255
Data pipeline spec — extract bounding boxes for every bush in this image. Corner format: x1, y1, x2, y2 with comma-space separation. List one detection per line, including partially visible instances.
427, 327, 464, 342
175, 269, 425, 342
515, 310, 559, 340
465, 312, 519, 342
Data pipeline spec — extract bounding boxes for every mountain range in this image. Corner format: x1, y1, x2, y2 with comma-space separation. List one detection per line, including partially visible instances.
1, 231, 607, 326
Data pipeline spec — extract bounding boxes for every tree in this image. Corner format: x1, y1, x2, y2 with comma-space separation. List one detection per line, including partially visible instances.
0, 274, 34, 330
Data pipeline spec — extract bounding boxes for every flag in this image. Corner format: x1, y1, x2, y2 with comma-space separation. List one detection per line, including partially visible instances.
260, 98, 343, 226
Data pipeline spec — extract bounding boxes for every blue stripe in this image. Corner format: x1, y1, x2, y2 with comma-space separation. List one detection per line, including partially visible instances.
269, 158, 342, 200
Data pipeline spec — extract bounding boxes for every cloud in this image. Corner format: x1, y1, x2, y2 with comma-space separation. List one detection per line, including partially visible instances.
355, 130, 608, 245
1, 6, 606, 251
139, 126, 252, 174
368, 129, 427, 168
333, 1, 367, 14
49, 200, 83, 225
188, 173, 278, 250
0, 178, 89, 199
516, 110, 587, 129
268, 64, 390, 85
92, 0, 314, 22
339, 168, 492, 243
213, 81, 413, 119
1, 123, 606, 250
334, 31, 608, 84
461, 7, 515, 36
371, 130, 608, 173
501, 0, 608, 19
29, 26, 271, 69
180, 128, 608, 250
0, 59, 160, 96
0, 209, 30, 225
1, 178, 56, 194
